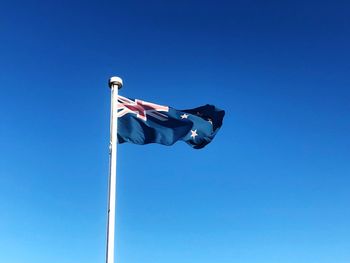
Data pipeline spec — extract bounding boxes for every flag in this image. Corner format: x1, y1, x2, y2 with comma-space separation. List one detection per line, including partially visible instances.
117, 95, 225, 149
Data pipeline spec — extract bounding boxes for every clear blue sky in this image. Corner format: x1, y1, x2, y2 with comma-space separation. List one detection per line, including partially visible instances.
1, 1, 350, 262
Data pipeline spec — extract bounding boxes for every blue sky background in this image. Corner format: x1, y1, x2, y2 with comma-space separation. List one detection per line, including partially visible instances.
1, 0, 350, 262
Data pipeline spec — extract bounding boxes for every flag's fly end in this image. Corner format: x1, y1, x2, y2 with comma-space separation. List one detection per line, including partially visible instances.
109, 76, 123, 89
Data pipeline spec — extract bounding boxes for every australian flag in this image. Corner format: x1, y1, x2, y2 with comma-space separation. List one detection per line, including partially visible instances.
117, 96, 225, 149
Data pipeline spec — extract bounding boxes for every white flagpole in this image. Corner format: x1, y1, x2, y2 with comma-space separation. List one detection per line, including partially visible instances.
106, 76, 123, 263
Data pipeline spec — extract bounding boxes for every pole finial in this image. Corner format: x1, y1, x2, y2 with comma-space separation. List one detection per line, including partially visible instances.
109, 76, 123, 89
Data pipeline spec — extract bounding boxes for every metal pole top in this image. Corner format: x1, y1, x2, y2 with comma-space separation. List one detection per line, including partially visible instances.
109, 76, 123, 89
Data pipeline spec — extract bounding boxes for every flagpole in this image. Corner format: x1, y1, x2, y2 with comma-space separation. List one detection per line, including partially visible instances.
106, 76, 123, 263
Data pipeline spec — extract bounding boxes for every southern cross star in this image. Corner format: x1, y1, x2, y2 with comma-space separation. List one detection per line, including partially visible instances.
190, 129, 198, 139
180, 113, 189, 119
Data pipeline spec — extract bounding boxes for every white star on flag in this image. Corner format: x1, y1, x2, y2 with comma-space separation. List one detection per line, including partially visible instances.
190, 129, 198, 139
180, 113, 189, 119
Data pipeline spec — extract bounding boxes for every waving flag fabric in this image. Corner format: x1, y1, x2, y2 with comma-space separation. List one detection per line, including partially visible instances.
117, 96, 225, 149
